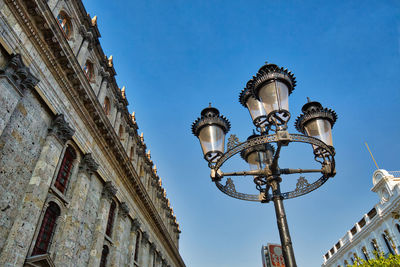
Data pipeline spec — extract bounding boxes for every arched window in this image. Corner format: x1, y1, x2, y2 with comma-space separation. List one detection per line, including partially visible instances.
134, 231, 140, 262
119, 125, 124, 141
105, 201, 116, 237
344, 260, 348, 266
54, 146, 76, 194
32, 202, 61, 255
83, 60, 94, 82
371, 239, 379, 253
57, 11, 72, 38
100, 245, 109, 267
362, 246, 369, 260
103, 97, 110, 115
382, 233, 395, 255
129, 147, 134, 161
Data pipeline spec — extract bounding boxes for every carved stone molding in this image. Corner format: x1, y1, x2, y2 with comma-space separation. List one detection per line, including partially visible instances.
0, 53, 40, 91
48, 114, 75, 144
141, 231, 149, 244
131, 218, 141, 232
79, 153, 99, 175
118, 202, 130, 218
102, 181, 117, 201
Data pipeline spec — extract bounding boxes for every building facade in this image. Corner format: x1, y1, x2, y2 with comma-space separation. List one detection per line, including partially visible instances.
0, 0, 184, 266
322, 169, 400, 266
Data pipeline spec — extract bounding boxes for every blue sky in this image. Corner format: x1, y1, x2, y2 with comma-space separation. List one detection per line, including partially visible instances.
82, 1, 400, 266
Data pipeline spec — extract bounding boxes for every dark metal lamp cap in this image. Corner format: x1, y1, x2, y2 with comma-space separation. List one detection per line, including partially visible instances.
249, 61, 297, 99
240, 133, 275, 161
191, 105, 231, 137
295, 100, 338, 133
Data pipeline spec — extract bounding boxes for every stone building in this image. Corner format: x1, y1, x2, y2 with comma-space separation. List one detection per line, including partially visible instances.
0, 0, 184, 266
322, 169, 400, 266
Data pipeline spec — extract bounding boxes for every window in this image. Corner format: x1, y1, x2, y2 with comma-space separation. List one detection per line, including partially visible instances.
371, 239, 379, 253
54, 146, 76, 194
344, 260, 348, 266
57, 11, 72, 38
100, 245, 109, 267
83, 60, 94, 81
362, 246, 369, 260
134, 231, 140, 262
382, 232, 395, 255
396, 224, 400, 234
103, 97, 110, 115
105, 201, 116, 237
32, 202, 61, 255
152, 251, 157, 267
119, 125, 124, 141
129, 147, 134, 161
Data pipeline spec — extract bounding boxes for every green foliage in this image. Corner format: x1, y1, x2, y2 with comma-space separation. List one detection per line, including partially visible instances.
349, 252, 400, 267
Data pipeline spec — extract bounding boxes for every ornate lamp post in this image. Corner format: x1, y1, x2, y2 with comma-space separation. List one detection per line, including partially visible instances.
191, 62, 337, 267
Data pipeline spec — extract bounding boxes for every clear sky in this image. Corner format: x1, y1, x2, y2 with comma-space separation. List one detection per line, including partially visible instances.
82, 1, 400, 266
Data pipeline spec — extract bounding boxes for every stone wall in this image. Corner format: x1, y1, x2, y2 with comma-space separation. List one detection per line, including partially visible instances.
0, 0, 184, 266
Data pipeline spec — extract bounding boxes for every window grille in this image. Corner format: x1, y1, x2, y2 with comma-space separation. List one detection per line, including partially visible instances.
54, 146, 76, 194
105, 201, 116, 237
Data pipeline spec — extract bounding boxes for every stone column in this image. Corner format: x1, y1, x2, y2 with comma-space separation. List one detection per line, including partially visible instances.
88, 181, 117, 266
110, 202, 130, 267
0, 54, 39, 137
140, 231, 150, 267
54, 153, 99, 266
113, 104, 122, 129
0, 114, 74, 267
149, 243, 156, 267
97, 74, 109, 103
128, 218, 141, 267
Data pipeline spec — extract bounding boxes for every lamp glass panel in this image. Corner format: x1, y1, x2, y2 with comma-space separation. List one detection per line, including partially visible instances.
246, 97, 267, 125
198, 125, 225, 159
247, 151, 268, 172
258, 81, 289, 115
304, 119, 333, 146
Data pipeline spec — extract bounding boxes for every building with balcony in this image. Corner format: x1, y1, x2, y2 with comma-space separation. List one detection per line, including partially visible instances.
0, 0, 184, 266
322, 169, 400, 266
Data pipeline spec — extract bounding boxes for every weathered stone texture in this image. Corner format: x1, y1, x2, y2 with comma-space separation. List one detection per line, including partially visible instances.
75, 175, 103, 266
0, 89, 51, 252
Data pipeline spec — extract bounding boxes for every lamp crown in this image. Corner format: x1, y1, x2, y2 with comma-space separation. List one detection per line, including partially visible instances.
191, 105, 231, 137
249, 61, 297, 100
295, 101, 338, 133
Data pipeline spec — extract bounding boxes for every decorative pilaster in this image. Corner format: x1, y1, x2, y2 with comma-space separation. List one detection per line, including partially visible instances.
128, 218, 142, 267
149, 242, 156, 267
140, 231, 150, 267
110, 202, 130, 266
0, 54, 40, 136
88, 181, 117, 266
54, 153, 99, 266
0, 114, 73, 266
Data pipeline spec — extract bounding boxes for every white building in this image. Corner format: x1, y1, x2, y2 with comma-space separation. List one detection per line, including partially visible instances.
322, 169, 400, 266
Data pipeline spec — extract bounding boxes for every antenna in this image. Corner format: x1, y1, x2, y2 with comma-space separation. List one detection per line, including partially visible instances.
365, 142, 379, 170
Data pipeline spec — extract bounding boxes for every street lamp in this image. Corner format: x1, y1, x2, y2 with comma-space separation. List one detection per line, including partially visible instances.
191, 61, 337, 267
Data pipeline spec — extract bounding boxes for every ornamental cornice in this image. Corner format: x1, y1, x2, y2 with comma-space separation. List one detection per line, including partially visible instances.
0, 53, 40, 92
141, 231, 149, 244
48, 114, 75, 144
102, 181, 117, 201
79, 153, 99, 175
131, 218, 141, 232
118, 202, 130, 218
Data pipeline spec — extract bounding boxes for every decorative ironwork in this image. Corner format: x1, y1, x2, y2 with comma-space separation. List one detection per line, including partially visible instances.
212, 132, 335, 201
295, 177, 309, 190
227, 134, 240, 151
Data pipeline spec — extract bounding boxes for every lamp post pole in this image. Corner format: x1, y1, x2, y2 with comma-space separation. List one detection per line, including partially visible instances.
191, 61, 337, 267
270, 177, 296, 266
